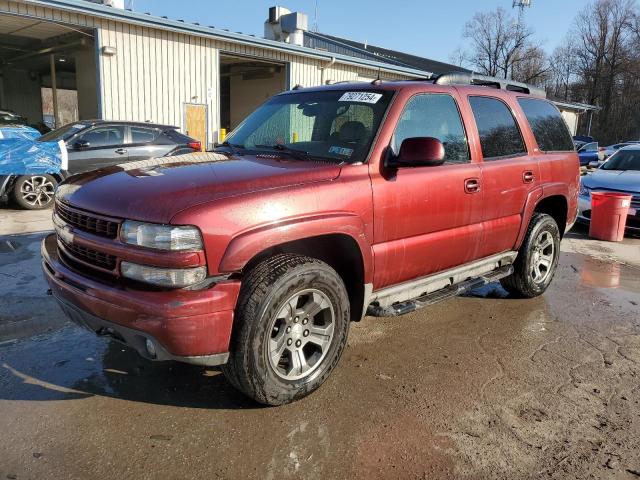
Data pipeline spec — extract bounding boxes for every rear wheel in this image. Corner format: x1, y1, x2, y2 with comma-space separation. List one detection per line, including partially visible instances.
12, 175, 57, 210
501, 213, 561, 298
222, 254, 350, 406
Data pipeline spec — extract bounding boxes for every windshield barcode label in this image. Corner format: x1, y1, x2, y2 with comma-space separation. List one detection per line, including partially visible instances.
338, 92, 383, 104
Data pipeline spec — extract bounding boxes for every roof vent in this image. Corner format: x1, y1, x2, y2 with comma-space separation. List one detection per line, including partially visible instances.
264, 6, 308, 46
85, 0, 125, 8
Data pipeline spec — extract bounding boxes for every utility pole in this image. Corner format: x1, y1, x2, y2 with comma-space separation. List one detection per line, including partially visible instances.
313, 0, 319, 32
510, 0, 532, 80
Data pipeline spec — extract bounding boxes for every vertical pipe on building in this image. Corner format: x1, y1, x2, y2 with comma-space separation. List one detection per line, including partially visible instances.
587, 110, 593, 136
50, 54, 59, 128
320, 57, 336, 85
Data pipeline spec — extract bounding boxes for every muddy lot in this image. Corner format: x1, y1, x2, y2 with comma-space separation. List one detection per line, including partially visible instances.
1, 207, 639, 480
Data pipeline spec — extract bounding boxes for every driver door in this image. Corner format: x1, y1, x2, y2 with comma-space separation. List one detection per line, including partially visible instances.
371, 92, 484, 289
67, 125, 128, 174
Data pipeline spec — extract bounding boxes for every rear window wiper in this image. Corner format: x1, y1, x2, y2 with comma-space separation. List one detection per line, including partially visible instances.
254, 144, 313, 161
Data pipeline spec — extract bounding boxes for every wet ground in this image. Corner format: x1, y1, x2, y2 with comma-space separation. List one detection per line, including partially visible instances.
1, 207, 639, 479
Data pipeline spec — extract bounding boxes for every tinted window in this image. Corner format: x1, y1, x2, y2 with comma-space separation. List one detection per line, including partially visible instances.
78, 126, 125, 148
469, 96, 526, 160
392, 94, 470, 164
602, 150, 640, 171
131, 127, 158, 144
518, 98, 574, 152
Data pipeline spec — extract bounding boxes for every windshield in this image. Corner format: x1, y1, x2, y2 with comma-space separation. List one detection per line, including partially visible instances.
602, 149, 640, 171
38, 123, 87, 143
224, 89, 394, 163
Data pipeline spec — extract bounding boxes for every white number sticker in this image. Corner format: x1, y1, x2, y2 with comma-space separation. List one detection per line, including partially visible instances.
338, 92, 383, 104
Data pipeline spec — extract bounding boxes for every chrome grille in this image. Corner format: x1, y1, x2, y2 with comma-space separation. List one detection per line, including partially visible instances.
56, 202, 120, 239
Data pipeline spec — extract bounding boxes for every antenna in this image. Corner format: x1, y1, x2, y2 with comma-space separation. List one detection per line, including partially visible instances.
313, 0, 319, 32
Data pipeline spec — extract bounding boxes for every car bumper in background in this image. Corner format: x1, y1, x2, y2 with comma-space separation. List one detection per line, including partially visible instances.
41, 234, 241, 366
577, 194, 640, 232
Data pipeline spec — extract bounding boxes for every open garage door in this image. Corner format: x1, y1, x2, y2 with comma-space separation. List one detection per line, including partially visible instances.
0, 13, 97, 133
219, 54, 287, 139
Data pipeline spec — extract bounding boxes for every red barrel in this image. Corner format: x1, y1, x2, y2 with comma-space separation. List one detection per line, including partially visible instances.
589, 192, 632, 242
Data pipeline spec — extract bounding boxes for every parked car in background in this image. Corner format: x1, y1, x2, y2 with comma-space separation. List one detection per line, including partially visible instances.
42, 79, 579, 405
1, 120, 202, 210
577, 141, 601, 166
0, 125, 41, 141
602, 142, 637, 159
0, 109, 28, 126
578, 145, 640, 233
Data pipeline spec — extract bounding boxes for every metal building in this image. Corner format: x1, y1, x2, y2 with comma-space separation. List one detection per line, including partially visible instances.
0, 0, 433, 148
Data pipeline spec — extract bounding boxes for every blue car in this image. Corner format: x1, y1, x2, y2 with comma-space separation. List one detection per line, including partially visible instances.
577, 141, 601, 167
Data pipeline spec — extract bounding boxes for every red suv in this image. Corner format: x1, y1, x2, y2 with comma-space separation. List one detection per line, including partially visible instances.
42, 74, 579, 405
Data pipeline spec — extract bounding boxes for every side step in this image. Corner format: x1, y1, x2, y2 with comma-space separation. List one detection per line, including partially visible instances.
366, 265, 514, 317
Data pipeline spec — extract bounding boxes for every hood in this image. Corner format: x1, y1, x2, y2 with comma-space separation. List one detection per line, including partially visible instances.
57, 152, 342, 223
581, 169, 640, 194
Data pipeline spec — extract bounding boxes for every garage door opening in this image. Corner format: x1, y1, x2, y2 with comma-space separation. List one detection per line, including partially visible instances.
0, 13, 97, 133
219, 54, 287, 138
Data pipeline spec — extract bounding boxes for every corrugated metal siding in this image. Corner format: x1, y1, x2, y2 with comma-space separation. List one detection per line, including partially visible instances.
0, 0, 415, 144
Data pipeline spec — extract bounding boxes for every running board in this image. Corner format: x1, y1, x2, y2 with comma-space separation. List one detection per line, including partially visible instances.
367, 265, 514, 317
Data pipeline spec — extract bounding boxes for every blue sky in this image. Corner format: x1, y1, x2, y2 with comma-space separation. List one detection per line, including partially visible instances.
133, 0, 586, 63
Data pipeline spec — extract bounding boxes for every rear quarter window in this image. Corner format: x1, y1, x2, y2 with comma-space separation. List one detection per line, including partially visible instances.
517, 98, 574, 152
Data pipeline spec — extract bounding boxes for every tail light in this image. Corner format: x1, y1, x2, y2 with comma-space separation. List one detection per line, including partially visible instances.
188, 141, 202, 152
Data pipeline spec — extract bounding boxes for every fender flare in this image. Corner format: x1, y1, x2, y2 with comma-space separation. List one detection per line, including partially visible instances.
515, 184, 570, 248
219, 213, 374, 284
515, 186, 544, 249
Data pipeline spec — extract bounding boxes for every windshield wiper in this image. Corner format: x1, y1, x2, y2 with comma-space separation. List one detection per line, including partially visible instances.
254, 144, 313, 161
215, 141, 243, 154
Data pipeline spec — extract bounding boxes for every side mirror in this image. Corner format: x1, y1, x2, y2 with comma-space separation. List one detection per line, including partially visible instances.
391, 137, 445, 168
73, 140, 90, 150
588, 160, 600, 168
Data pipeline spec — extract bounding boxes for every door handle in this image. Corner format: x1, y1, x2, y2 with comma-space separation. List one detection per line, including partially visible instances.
464, 178, 480, 194
115, 148, 127, 155
523, 170, 535, 183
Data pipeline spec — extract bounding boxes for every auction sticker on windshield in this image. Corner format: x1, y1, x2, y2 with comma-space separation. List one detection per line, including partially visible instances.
339, 92, 383, 104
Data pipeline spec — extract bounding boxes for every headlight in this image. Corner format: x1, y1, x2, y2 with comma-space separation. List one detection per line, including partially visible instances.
121, 261, 207, 288
579, 183, 590, 196
120, 221, 203, 251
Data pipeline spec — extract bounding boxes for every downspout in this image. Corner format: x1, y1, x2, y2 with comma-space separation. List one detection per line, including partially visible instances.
320, 56, 336, 85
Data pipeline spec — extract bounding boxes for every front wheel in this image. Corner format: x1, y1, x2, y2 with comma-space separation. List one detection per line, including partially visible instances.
12, 175, 57, 210
501, 213, 561, 298
222, 254, 350, 406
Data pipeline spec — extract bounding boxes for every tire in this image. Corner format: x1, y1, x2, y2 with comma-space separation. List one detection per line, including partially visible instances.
12, 175, 57, 210
501, 213, 561, 298
222, 254, 350, 406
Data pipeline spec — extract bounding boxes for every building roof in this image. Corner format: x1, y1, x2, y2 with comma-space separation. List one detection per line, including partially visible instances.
304, 31, 469, 75
25, 0, 435, 78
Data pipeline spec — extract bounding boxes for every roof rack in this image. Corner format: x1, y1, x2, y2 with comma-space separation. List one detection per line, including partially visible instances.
434, 72, 546, 98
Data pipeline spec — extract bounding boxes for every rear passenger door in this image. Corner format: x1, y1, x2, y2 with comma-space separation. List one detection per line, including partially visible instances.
467, 96, 540, 257
125, 126, 171, 162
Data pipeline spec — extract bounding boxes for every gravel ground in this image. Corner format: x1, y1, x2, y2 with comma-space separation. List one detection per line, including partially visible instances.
0, 207, 639, 480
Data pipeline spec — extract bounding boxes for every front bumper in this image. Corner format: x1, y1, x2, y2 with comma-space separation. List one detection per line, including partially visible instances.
577, 194, 640, 232
42, 234, 241, 366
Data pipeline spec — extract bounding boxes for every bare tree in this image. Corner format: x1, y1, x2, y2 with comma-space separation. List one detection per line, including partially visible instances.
462, 7, 534, 80
572, 0, 636, 141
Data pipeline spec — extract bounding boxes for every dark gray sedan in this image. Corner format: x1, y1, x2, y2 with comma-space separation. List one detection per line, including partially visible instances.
1, 121, 201, 210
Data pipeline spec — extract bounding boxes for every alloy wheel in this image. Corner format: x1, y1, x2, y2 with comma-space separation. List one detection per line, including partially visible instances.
530, 230, 555, 284
20, 176, 55, 207
267, 289, 335, 381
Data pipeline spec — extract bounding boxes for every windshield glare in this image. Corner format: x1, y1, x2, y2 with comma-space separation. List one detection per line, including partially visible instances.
225, 90, 394, 163
38, 123, 87, 143
602, 149, 640, 171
